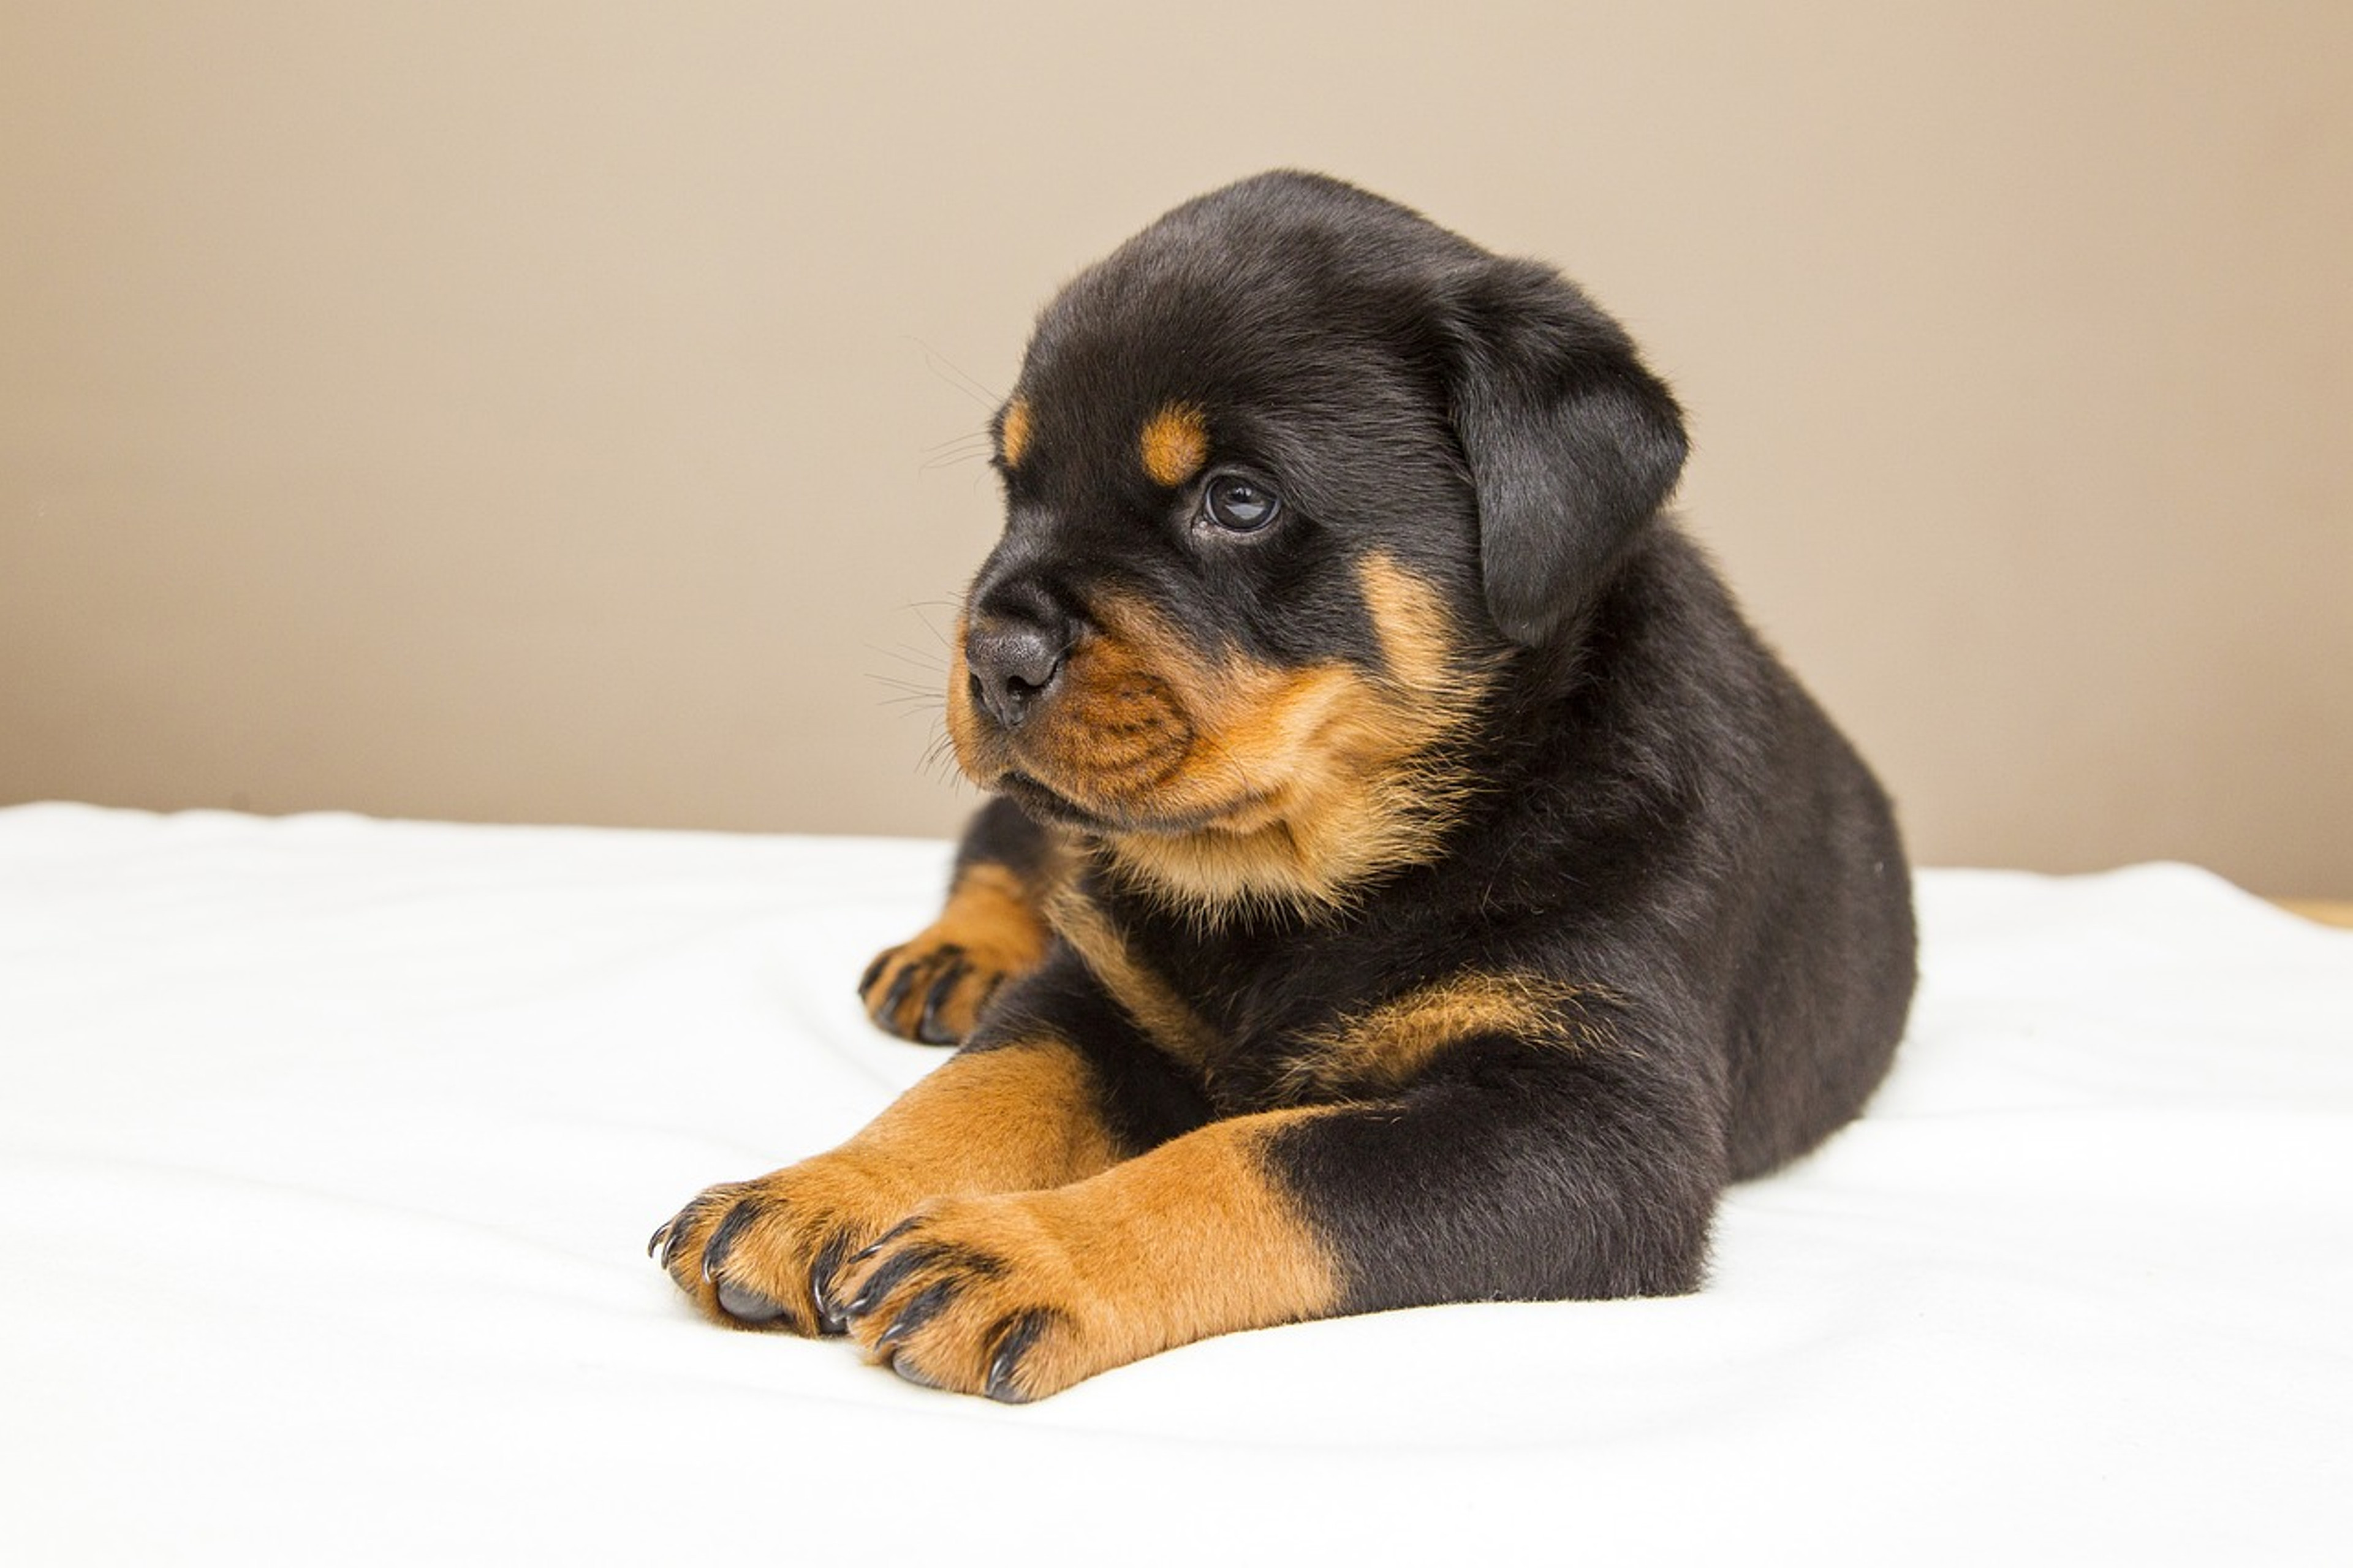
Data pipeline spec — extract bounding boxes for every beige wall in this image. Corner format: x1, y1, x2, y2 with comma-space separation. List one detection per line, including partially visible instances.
4, 2, 2348, 893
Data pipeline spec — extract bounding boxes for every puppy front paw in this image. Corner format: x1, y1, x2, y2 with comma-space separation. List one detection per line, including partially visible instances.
857, 865, 1048, 1045
857, 936, 1010, 1045
648, 1151, 926, 1335
828, 1194, 1120, 1403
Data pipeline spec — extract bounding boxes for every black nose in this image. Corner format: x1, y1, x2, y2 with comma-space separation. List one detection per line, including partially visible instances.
965, 615, 1072, 730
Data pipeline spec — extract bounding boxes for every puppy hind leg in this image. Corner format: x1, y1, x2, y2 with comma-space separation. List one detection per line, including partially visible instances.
1269, 1040, 1728, 1311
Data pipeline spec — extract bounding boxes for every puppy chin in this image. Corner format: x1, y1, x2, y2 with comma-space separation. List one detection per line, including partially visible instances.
985, 770, 1177, 835
991, 771, 1112, 830
993, 756, 1290, 845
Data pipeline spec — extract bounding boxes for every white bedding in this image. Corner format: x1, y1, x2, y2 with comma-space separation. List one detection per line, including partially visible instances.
1, 803, 2347, 1564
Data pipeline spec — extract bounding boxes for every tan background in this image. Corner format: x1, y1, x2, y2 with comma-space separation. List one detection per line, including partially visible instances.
4, 2, 2347, 894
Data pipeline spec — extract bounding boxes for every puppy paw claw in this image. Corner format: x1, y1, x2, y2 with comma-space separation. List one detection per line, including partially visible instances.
650, 1156, 928, 1336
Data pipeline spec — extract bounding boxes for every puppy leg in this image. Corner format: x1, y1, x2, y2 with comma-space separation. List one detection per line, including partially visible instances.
651, 1034, 1122, 1335
658, 952, 1210, 1336
860, 797, 1056, 1043
832, 1040, 1721, 1399
828, 1106, 1339, 1399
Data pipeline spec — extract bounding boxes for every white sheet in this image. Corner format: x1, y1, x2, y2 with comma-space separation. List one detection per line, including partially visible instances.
1, 803, 2347, 1564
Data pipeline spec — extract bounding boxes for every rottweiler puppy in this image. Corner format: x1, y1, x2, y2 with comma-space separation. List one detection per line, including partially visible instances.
652, 172, 1917, 1401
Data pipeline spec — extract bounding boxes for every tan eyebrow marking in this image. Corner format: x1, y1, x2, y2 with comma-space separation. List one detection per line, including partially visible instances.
1139, 403, 1210, 487
999, 398, 1033, 468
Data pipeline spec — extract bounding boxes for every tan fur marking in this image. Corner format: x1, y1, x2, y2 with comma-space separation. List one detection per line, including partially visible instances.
1043, 884, 1221, 1069
656, 1036, 1119, 1332
1139, 402, 1210, 487
1279, 972, 1615, 1100
944, 862, 1050, 956
999, 398, 1033, 468
1356, 550, 1462, 693
847, 1034, 1121, 1189
832, 1107, 1345, 1399
1102, 555, 1494, 919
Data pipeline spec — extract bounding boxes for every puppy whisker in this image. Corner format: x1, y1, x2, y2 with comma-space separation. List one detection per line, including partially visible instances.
866, 642, 948, 678
908, 336, 1002, 409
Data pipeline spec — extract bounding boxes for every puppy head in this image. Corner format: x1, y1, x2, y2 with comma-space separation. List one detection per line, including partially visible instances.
947, 172, 1687, 917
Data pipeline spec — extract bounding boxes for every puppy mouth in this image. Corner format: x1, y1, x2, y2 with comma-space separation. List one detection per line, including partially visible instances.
996, 768, 1273, 839
993, 771, 1113, 830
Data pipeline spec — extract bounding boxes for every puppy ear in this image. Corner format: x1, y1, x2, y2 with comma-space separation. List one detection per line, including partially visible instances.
1444, 259, 1689, 646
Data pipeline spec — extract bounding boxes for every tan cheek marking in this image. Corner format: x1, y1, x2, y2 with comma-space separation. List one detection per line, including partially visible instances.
1139, 402, 1210, 487
1278, 972, 1620, 1100
1355, 551, 1464, 692
1098, 556, 1496, 920
999, 398, 1033, 468
1023, 631, 1194, 801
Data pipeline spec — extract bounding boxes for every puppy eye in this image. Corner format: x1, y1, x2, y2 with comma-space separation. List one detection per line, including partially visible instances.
1202, 474, 1281, 533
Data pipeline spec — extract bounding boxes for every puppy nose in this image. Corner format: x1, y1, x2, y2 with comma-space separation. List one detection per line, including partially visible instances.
964, 615, 1072, 730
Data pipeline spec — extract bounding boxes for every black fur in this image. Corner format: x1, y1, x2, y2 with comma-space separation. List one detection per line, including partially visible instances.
941, 173, 1914, 1316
